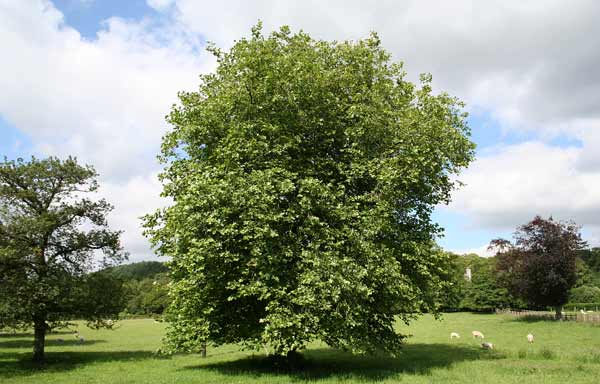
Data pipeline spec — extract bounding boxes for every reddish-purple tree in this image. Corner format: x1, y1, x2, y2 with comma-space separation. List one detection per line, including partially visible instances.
490, 216, 586, 319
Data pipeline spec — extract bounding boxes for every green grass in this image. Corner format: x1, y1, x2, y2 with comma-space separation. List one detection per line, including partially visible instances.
1, 313, 600, 383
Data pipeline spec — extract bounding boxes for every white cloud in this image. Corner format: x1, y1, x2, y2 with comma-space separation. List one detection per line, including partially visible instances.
163, 0, 600, 132
0, 1, 213, 180
449, 244, 496, 258
0, 0, 213, 260
98, 173, 166, 262
146, 0, 175, 11
445, 141, 600, 244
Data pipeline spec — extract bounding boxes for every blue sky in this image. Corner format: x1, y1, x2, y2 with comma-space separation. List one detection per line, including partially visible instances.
53, 0, 158, 39
0, 117, 34, 160
2, 1, 600, 260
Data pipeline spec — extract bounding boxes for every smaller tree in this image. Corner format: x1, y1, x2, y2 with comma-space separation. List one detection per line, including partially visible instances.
436, 252, 468, 310
574, 258, 597, 287
492, 216, 586, 319
569, 285, 600, 304
0, 157, 127, 363
444, 253, 518, 312
460, 256, 515, 311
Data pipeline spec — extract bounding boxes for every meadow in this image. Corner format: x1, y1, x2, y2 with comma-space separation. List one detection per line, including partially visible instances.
1, 313, 599, 383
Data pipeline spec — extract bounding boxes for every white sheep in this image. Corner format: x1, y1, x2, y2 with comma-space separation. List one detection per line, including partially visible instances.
472, 331, 485, 339
527, 333, 534, 343
580, 309, 587, 314
450, 332, 460, 339
481, 342, 494, 350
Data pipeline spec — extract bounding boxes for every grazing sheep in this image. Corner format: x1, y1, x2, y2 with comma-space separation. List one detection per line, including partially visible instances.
527, 333, 534, 343
472, 331, 485, 339
581, 309, 587, 314
450, 332, 460, 339
481, 342, 494, 350
57, 338, 64, 343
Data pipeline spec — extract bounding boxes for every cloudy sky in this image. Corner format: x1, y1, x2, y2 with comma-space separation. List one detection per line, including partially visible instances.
1, 0, 599, 261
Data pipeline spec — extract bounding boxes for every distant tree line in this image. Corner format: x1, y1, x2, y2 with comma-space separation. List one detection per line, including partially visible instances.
105, 261, 170, 316
34, 235, 600, 320
441, 229, 600, 314
440, 253, 522, 312
106, 244, 600, 318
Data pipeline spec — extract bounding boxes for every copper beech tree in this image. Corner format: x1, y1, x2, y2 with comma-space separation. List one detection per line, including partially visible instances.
144, 24, 475, 357
491, 216, 586, 319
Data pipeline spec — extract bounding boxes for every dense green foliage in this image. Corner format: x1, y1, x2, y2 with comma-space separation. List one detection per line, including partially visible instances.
122, 272, 170, 316
2, 314, 600, 383
459, 256, 515, 311
579, 248, 600, 272
440, 253, 521, 312
577, 248, 600, 287
441, 250, 600, 312
493, 216, 586, 317
102, 261, 170, 316
568, 285, 600, 304
0, 157, 126, 363
107, 261, 168, 281
145, 24, 475, 356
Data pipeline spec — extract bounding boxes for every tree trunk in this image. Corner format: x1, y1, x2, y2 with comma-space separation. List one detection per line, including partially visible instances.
555, 305, 563, 320
32, 318, 47, 364
33, 245, 49, 364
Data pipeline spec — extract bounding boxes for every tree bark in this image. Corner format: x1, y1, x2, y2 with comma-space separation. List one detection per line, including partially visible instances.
33, 241, 49, 364
555, 305, 563, 320
32, 317, 47, 364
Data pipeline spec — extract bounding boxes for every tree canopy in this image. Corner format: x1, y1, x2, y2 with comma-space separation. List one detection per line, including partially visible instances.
107, 261, 168, 281
0, 157, 127, 363
492, 216, 586, 318
104, 261, 171, 316
439, 253, 521, 312
145, 24, 475, 356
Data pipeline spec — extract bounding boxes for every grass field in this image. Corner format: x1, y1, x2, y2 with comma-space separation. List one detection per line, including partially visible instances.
1, 313, 599, 383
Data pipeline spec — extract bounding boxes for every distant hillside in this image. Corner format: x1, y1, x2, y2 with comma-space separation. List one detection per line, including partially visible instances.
107, 261, 168, 281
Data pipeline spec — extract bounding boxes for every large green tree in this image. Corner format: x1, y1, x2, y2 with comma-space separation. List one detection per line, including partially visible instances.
492, 216, 586, 319
0, 157, 127, 363
145, 25, 475, 356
